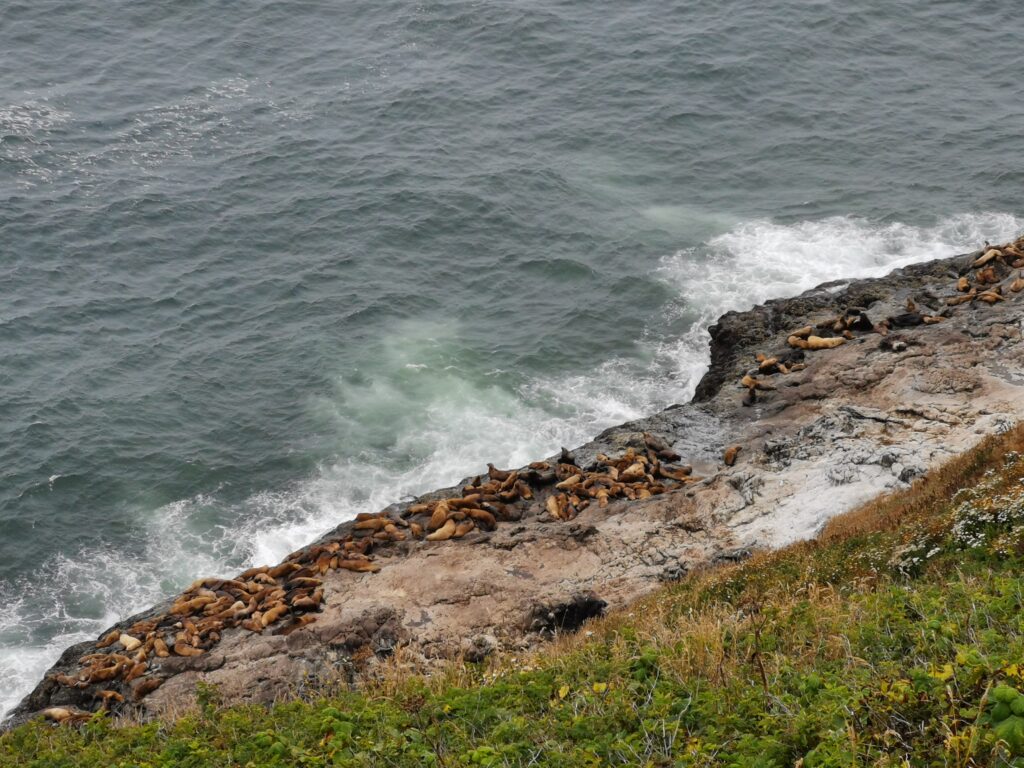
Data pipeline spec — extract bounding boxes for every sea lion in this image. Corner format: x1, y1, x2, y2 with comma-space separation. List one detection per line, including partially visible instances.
291, 593, 321, 611
286, 576, 322, 588
804, 335, 845, 350
947, 290, 976, 306
487, 463, 512, 482
741, 374, 775, 391
123, 661, 148, 682
642, 433, 679, 461
514, 480, 533, 499
886, 313, 924, 329
448, 495, 481, 509
268, 562, 300, 579
956, 276, 971, 292
118, 633, 142, 652
97, 690, 124, 708
95, 629, 120, 649
427, 501, 450, 531
555, 474, 582, 490
273, 614, 318, 636
426, 518, 457, 541
977, 289, 1003, 304
172, 642, 204, 657
791, 325, 813, 339
545, 494, 561, 518
353, 517, 387, 531
619, 463, 645, 482
154, 637, 170, 658
452, 520, 475, 538
53, 673, 88, 689
1010, 274, 1024, 292
976, 266, 999, 285
261, 603, 289, 627
657, 465, 692, 481
973, 248, 1002, 267
723, 445, 741, 467
843, 310, 874, 332
131, 676, 163, 701
84, 664, 122, 684
41, 707, 92, 725
466, 507, 496, 530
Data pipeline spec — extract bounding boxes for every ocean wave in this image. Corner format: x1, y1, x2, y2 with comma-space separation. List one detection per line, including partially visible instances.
3, 210, 1022, 718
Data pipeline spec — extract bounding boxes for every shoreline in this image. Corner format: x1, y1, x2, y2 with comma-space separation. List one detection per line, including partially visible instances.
8, 236, 1024, 728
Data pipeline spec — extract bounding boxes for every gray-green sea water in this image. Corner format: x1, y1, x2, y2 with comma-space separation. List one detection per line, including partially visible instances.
1, 0, 1022, 714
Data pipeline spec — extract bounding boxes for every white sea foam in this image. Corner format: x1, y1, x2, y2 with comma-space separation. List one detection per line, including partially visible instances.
3, 211, 1022, 718
0, 100, 71, 137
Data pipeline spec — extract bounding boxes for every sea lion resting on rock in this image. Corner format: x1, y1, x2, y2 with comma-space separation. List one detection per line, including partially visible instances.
45, 438, 702, 720
788, 335, 845, 351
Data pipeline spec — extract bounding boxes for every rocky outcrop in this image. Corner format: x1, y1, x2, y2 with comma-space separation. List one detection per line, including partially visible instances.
9, 240, 1024, 728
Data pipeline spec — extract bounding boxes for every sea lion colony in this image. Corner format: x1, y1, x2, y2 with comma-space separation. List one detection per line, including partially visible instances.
37, 436, 700, 723
737, 236, 1024, 407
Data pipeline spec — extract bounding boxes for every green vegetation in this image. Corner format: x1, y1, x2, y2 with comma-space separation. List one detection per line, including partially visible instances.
6, 427, 1024, 767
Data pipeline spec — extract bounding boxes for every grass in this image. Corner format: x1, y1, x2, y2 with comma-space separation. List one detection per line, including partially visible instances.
5, 426, 1024, 767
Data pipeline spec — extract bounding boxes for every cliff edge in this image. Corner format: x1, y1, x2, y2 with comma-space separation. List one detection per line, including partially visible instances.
9, 237, 1024, 727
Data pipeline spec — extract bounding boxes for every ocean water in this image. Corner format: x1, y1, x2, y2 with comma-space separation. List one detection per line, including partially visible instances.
1, 0, 1022, 716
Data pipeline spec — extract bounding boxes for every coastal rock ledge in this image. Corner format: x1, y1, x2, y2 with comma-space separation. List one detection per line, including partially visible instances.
9, 242, 1024, 727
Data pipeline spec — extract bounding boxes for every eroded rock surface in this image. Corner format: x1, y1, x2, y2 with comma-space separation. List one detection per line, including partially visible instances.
9, 244, 1024, 727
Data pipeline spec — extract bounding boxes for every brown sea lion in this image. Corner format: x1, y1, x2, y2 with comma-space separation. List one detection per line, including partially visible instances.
428, 501, 450, 531
723, 445, 741, 466
947, 289, 976, 306
976, 266, 999, 285
41, 707, 92, 725
487, 463, 513, 481
426, 518, 457, 541
973, 248, 1002, 267
261, 603, 289, 627
131, 676, 163, 701
123, 661, 148, 682
741, 374, 775, 391
555, 474, 582, 490
803, 335, 845, 350
97, 690, 124, 708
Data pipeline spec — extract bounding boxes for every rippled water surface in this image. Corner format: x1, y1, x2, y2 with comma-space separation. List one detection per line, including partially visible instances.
1, 0, 1022, 714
